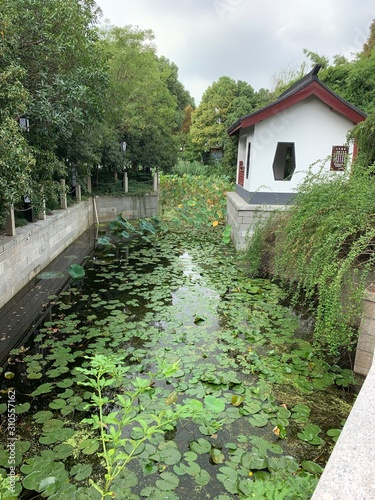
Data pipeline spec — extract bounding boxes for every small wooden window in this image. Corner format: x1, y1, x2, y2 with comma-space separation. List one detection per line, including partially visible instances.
330, 145, 349, 171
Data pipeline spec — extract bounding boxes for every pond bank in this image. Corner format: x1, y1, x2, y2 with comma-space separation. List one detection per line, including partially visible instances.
0, 194, 158, 311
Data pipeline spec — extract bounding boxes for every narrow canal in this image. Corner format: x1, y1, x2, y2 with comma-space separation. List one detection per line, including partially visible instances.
0, 221, 358, 499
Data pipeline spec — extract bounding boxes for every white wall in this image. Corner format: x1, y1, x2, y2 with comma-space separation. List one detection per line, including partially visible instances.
240, 96, 355, 194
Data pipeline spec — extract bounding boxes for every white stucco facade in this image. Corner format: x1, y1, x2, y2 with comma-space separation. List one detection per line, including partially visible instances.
237, 96, 355, 196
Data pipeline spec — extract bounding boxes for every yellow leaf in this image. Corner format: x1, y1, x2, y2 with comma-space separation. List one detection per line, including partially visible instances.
212, 220, 219, 227
165, 391, 178, 405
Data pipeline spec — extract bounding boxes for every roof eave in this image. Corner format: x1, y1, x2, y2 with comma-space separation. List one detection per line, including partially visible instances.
228, 80, 366, 136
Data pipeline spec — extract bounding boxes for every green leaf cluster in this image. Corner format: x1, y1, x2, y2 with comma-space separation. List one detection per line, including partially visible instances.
247, 164, 375, 357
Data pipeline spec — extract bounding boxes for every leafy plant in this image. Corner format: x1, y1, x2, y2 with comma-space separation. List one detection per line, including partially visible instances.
76, 354, 212, 498
246, 164, 375, 358
160, 173, 234, 228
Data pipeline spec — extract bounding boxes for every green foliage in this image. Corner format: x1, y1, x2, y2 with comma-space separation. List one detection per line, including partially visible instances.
349, 113, 375, 166
190, 76, 271, 171
76, 354, 212, 498
1, 223, 357, 498
160, 173, 234, 228
172, 159, 208, 177
101, 25, 191, 173
247, 164, 375, 357
107, 215, 165, 243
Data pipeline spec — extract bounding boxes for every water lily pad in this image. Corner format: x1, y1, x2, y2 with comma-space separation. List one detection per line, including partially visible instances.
248, 413, 268, 427
217, 466, 239, 495
210, 448, 225, 464
326, 428, 341, 442
67, 264, 85, 279
56, 379, 73, 388
157, 443, 182, 466
301, 460, 324, 474
49, 399, 66, 410
52, 443, 74, 460
204, 395, 225, 413
231, 395, 244, 406
33, 411, 54, 424
37, 271, 65, 280
297, 424, 324, 445
27, 372, 43, 380
42, 419, 65, 433
190, 438, 211, 454
78, 439, 99, 455
31, 383, 54, 396
155, 471, 179, 491
15, 402, 31, 414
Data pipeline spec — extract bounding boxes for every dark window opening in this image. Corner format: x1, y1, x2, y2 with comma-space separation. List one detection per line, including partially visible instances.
272, 142, 296, 181
246, 142, 251, 179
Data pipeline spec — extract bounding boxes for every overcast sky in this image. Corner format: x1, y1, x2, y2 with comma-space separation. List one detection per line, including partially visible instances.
95, 0, 374, 104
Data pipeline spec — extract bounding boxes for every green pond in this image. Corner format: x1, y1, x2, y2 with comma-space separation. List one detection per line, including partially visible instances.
0, 221, 359, 499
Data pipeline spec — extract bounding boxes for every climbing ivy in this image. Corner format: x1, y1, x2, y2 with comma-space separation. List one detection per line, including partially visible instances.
246, 163, 375, 359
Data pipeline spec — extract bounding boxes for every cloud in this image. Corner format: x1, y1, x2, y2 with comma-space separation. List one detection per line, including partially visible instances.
95, 0, 375, 103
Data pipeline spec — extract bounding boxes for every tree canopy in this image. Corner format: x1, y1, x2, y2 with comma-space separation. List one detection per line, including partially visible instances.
189, 76, 271, 172
0, 1, 193, 216
1, 3, 375, 220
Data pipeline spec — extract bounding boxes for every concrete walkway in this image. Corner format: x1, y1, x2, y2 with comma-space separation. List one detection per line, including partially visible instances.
312, 359, 375, 499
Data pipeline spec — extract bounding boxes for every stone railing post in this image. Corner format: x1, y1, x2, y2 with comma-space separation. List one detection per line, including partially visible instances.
124, 172, 128, 193
38, 197, 47, 220
153, 171, 158, 192
5, 204, 16, 236
354, 285, 375, 376
76, 184, 81, 202
60, 179, 67, 209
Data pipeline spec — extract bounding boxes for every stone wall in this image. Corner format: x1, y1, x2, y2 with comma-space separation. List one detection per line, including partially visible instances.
0, 194, 159, 310
226, 191, 286, 250
94, 193, 159, 222
354, 285, 375, 376
0, 200, 93, 310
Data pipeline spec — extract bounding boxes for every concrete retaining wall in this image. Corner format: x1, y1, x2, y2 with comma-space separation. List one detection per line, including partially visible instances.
94, 193, 159, 222
0, 200, 93, 310
312, 357, 375, 499
0, 194, 159, 310
226, 191, 286, 250
354, 285, 375, 376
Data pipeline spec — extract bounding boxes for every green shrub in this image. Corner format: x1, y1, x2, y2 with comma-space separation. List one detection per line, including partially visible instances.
160, 173, 234, 228
171, 160, 208, 177
247, 164, 375, 359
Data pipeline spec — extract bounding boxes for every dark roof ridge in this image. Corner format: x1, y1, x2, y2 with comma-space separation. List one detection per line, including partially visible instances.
277, 64, 322, 99
227, 64, 366, 135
